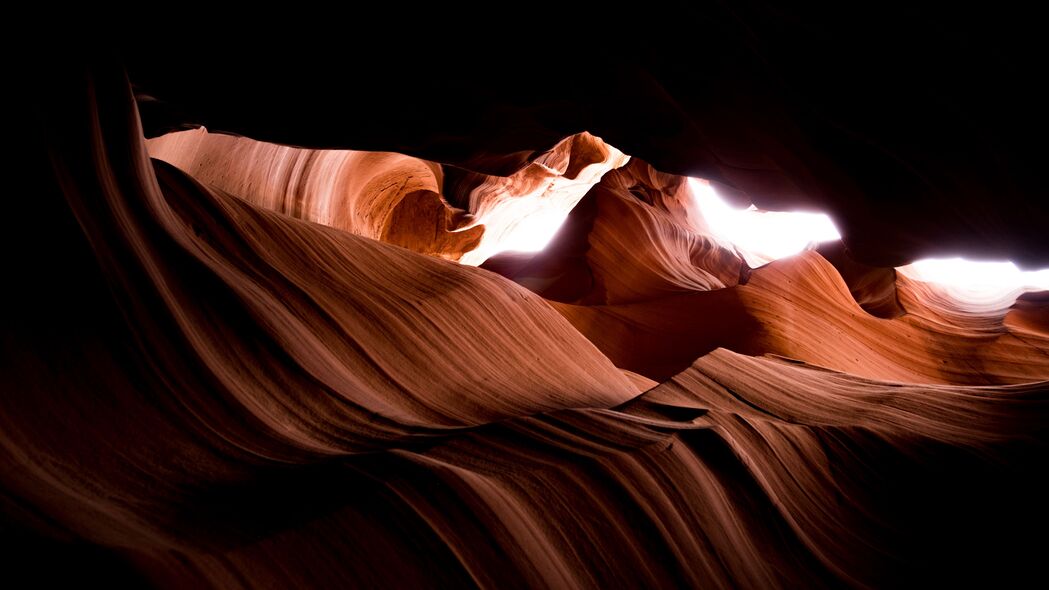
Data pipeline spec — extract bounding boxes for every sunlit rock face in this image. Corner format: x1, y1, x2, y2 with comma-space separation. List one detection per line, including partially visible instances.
483, 160, 748, 307
7, 55, 1049, 590
457, 133, 630, 265
148, 129, 627, 265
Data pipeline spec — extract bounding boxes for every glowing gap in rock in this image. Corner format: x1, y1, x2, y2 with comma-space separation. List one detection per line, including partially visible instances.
688, 179, 841, 266
458, 201, 576, 266
898, 259, 1049, 305
688, 179, 1049, 304
493, 207, 573, 253
457, 140, 630, 266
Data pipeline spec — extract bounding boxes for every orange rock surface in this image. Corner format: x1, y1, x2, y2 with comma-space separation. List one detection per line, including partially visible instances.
5, 63, 1049, 589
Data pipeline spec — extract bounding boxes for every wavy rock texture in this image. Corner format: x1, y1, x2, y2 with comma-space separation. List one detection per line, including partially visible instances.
6, 64, 1049, 589
147, 128, 480, 260
127, 9, 1049, 269
492, 163, 1049, 384
454, 133, 629, 265
817, 242, 904, 319
483, 161, 747, 305
147, 128, 626, 264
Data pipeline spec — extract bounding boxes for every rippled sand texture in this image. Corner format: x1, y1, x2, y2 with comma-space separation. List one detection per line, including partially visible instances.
5, 67, 1049, 588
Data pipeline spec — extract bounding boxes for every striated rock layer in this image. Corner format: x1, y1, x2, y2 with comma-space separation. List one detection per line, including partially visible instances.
147, 128, 627, 265
5, 64, 1049, 588
488, 160, 1049, 384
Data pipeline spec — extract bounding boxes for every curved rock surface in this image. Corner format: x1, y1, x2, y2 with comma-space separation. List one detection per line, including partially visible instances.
126, 7, 1049, 268
147, 128, 626, 264
7, 58, 1049, 589
486, 161, 1049, 384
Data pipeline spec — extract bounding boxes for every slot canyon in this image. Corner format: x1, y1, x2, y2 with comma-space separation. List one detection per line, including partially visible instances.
6, 7, 1049, 588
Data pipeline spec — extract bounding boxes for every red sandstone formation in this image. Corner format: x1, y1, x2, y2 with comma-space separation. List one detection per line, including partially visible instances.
147, 128, 481, 260
6, 47, 1049, 590
147, 128, 626, 265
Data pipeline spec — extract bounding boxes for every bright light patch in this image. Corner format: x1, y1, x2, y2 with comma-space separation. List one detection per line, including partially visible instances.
689, 179, 840, 266
495, 207, 572, 253
687, 178, 1049, 305
456, 143, 630, 266
899, 258, 1049, 305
